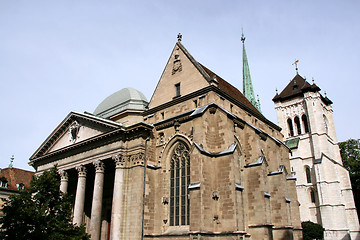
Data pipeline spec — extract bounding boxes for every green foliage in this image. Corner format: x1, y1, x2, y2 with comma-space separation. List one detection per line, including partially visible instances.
339, 138, 360, 219
302, 221, 324, 240
0, 167, 90, 240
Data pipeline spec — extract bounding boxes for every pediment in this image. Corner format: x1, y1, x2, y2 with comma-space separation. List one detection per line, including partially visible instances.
31, 112, 122, 159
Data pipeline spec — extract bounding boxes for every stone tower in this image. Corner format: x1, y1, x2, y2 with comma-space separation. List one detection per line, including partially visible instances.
273, 73, 360, 240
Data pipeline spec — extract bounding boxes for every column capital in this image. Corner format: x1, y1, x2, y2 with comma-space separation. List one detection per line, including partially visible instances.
76, 165, 87, 177
93, 160, 105, 173
112, 154, 125, 169
59, 170, 68, 181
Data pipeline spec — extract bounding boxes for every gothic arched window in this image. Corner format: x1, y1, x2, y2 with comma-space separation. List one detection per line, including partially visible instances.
294, 116, 301, 135
306, 167, 311, 183
287, 118, 294, 137
302, 114, 309, 133
170, 142, 190, 226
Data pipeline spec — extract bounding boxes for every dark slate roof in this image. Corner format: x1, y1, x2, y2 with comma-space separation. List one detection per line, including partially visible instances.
273, 74, 324, 103
200, 64, 263, 116
0, 168, 34, 191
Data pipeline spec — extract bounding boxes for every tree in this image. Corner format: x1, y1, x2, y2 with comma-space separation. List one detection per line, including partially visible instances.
0, 167, 90, 240
302, 221, 324, 240
339, 138, 360, 219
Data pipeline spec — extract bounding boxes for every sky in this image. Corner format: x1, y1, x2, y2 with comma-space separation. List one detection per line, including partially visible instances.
1, 0, 359, 171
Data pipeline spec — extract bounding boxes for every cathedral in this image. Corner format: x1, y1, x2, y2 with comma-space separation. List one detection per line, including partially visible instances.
30, 35, 304, 240
273, 72, 360, 239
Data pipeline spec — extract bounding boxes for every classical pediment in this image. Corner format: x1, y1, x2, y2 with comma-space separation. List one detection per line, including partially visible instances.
30, 112, 122, 159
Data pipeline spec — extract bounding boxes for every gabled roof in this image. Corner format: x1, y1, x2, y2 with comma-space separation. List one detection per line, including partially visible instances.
200, 64, 262, 116
272, 74, 321, 102
0, 167, 34, 191
30, 111, 123, 160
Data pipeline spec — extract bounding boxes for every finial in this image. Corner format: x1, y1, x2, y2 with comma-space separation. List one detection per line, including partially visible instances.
292, 59, 299, 74
9, 155, 14, 168
312, 78, 314, 84
324, 91, 327, 97
177, 33, 182, 42
241, 29, 246, 43
276, 88, 278, 94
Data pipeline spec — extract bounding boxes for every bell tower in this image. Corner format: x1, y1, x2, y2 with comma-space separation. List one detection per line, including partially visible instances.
273, 73, 359, 240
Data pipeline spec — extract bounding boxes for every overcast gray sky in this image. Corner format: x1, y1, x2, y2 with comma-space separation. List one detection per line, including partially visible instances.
1, 0, 359, 171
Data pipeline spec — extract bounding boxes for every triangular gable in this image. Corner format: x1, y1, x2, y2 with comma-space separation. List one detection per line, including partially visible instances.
148, 40, 264, 118
30, 112, 122, 159
148, 41, 211, 109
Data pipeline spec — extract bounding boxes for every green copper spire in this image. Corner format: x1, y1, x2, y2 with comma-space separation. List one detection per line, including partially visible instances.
241, 32, 261, 112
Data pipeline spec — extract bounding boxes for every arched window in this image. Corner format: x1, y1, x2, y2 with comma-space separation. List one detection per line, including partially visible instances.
306, 167, 311, 183
310, 189, 316, 203
294, 116, 301, 135
287, 118, 294, 137
170, 142, 190, 226
302, 114, 309, 133
323, 114, 329, 134
0, 178, 8, 188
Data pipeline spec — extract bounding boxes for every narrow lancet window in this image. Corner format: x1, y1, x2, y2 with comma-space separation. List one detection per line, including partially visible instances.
170, 142, 190, 226
287, 118, 294, 137
310, 189, 316, 203
306, 167, 311, 183
294, 116, 301, 135
302, 114, 309, 133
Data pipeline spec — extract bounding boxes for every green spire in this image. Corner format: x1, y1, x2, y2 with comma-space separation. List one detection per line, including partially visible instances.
241, 32, 261, 112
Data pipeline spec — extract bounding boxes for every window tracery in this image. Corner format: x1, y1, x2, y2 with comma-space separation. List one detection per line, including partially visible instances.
169, 141, 190, 226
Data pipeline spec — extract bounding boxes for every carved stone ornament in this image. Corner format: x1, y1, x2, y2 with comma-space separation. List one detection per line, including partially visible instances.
76, 165, 87, 177
174, 120, 180, 132
162, 197, 169, 205
172, 47, 182, 75
59, 170, 68, 181
69, 121, 81, 143
93, 160, 105, 173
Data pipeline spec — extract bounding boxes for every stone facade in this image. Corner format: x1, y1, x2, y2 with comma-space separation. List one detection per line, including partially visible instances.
30, 39, 302, 239
273, 74, 360, 239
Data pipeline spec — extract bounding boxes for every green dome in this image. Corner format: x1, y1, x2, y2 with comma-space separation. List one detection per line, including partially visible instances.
94, 88, 148, 118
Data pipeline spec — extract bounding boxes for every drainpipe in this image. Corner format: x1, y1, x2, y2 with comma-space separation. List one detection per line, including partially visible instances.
141, 136, 150, 240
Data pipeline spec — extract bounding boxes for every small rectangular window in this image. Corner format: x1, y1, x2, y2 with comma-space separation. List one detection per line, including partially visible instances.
175, 83, 181, 97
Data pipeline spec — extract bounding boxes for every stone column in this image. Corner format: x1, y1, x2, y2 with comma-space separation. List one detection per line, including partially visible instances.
90, 160, 105, 240
73, 165, 87, 226
59, 170, 68, 193
110, 154, 125, 240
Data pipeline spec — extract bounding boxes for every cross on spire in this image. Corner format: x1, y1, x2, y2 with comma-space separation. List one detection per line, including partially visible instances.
177, 33, 182, 42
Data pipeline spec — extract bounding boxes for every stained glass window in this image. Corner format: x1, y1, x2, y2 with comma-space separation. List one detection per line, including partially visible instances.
169, 142, 190, 226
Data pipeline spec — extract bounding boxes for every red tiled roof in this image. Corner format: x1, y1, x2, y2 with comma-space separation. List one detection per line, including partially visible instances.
199, 64, 263, 116
0, 168, 34, 191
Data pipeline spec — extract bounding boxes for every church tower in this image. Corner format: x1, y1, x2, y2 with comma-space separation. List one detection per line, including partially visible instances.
273, 73, 360, 240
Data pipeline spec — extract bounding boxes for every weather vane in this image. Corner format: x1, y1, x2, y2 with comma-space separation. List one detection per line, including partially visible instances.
292, 59, 299, 74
